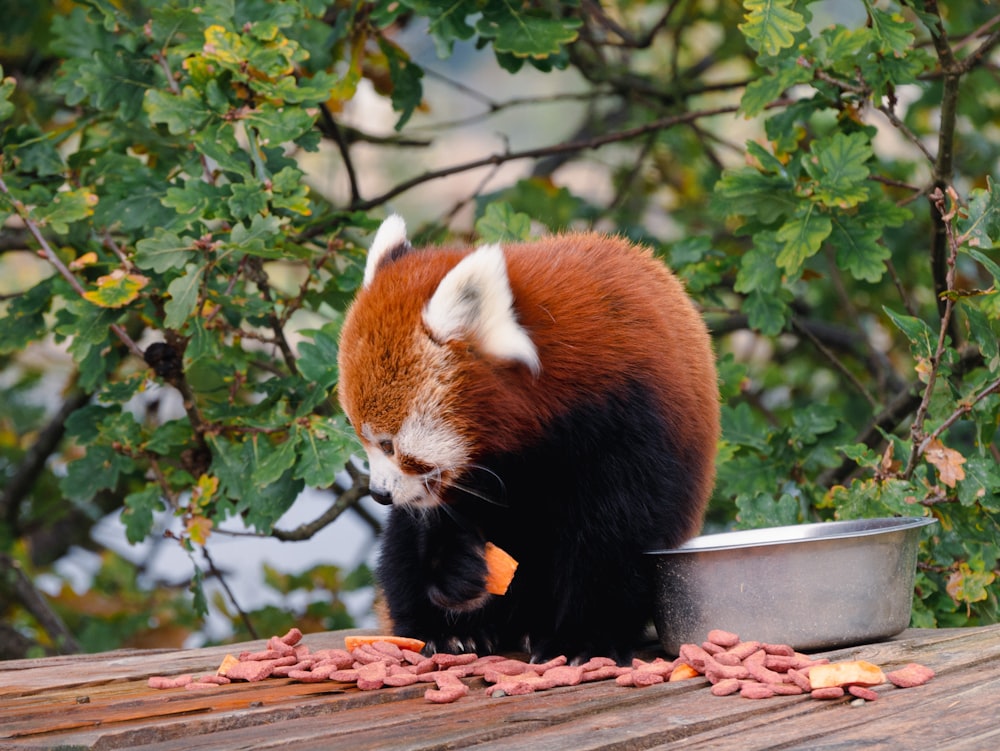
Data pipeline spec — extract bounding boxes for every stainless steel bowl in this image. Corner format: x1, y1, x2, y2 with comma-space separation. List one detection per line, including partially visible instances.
647, 516, 937, 655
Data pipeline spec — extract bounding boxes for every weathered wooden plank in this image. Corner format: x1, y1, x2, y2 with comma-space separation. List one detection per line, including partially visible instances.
0, 631, 361, 697
1, 626, 996, 751
460, 626, 1000, 751
656, 659, 1000, 750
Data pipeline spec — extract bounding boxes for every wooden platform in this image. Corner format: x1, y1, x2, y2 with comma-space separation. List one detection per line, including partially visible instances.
2, 624, 999, 750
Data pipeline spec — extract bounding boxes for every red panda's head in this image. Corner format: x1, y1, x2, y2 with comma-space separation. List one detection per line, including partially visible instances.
337, 215, 540, 510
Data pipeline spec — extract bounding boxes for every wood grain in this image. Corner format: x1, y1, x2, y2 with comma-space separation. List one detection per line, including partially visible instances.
1, 625, 997, 751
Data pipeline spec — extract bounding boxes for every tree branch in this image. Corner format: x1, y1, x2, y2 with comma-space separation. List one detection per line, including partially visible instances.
0, 388, 91, 528
339, 102, 781, 216
924, 1, 963, 328
0, 554, 81, 656
904, 187, 960, 479
270, 462, 373, 542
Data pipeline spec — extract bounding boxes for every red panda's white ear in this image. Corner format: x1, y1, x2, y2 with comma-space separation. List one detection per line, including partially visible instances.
424, 244, 541, 375
363, 214, 411, 288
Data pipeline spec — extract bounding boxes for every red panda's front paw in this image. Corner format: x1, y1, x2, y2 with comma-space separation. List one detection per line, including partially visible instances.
427, 577, 490, 614
425, 541, 491, 613
424, 630, 497, 656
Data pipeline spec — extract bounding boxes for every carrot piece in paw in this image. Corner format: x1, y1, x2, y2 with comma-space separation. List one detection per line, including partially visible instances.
483, 542, 518, 595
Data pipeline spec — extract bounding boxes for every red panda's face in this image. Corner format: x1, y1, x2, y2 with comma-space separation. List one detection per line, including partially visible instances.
338, 215, 540, 510
356, 400, 470, 510
345, 334, 471, 509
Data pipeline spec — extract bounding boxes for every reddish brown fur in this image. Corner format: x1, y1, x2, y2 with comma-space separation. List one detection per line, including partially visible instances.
338, 228, 719, 660
339, 232, 718, 532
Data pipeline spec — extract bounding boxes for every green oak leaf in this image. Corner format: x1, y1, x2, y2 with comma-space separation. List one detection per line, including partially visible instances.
32, 188, 98, 234
297, 324, 341, 388
735, 242, 783, 295
735, 491, 801, 528
775, 205, 832, 274
0, 279, 49, 353
829, 213, 888, 283
122, 486, 165, 544
270, 166, 312, 215
720, 402, 769, 451
713, 167, 798, 225
414, 0, 479, 58
476, 7, 582, 59
743, 288, 790, 336
244, 103, 317, 145
251, 433, 300, 489
135, 230, 196, 273
0, 69, 15, 122
7, 126, 64, 176
244, 470, 303, 532
60, 443, 135, 503
864, 2, 915, 57
959, 176, 1000, 249
475, 202, 532, 243
294, 416, 356, 489
146, 86, 212, 135
228, 180, 270, 219
963, 305, 999, 368
740, 0, 807, 57
740, 56, 813, 118
162, 179, 229, 216
377, 37, 425, 130
230, 213, 284, 257
883, 306, 936, 361
164, 263, 205, 329
804, 132, 873, 209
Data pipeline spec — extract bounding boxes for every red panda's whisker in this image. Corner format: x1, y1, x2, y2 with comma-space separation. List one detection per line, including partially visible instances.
450, 464, 508, 508
448, 479, 507, 508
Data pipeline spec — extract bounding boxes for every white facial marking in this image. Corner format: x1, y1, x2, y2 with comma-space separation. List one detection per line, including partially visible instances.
360, 412, 469, 509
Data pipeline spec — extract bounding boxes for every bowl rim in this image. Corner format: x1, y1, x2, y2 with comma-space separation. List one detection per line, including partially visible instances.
646, 516, 937, 555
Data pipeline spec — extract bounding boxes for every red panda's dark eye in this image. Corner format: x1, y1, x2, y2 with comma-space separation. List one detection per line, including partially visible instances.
379, 439, 394, 456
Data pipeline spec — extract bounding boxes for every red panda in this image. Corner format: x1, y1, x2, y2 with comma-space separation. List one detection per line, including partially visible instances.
337, 215, 719, 663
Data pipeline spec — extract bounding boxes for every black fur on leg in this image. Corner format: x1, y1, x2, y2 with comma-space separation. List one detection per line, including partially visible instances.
376, 378, 707, 664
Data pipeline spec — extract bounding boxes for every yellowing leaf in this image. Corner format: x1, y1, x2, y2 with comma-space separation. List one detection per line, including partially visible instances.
946, 562, 995, 605
915, 357, 933, 384
82, 269, 148, 308
925, 438, 966, 488
186, 514, 214, 545
328, 31, 366, 104
203, 25, 247, 67
190, 473, 219, 511
70, 252, 99, 270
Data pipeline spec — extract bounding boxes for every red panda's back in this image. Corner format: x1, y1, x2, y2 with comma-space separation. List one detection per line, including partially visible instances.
499, 233, 719, 509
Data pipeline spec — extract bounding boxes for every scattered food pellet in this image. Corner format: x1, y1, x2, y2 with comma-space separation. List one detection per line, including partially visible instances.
144, 626, 935, 706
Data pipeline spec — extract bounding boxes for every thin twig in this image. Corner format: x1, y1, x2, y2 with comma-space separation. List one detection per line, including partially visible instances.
271, 463, 371, 541
903, 187, 959, 479
339, 101, 786, 216
318, 103, 361, 205
201, 545, 257, 640
920, 376, 1000, 457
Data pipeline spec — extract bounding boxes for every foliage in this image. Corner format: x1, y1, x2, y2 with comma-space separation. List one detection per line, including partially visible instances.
1, 0, 999, 656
